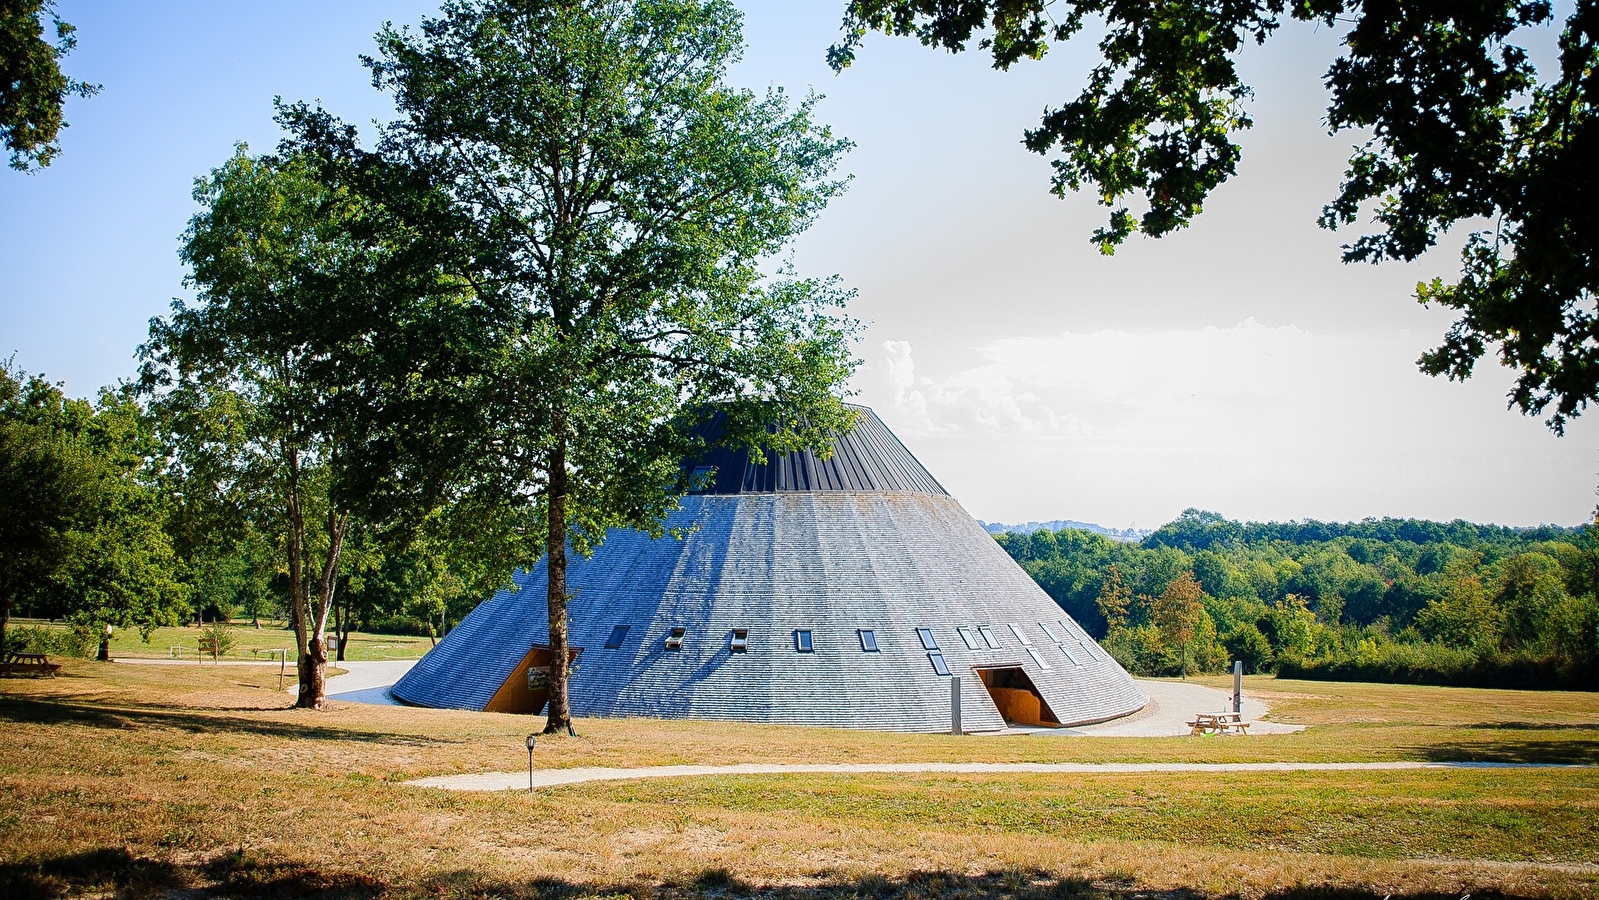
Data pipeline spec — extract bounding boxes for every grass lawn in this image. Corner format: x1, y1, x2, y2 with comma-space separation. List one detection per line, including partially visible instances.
7, 618, 435, 662
1, 661, 1595, 900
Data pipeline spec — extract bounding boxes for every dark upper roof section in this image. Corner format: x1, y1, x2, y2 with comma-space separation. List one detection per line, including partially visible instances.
684, 404, 948, 496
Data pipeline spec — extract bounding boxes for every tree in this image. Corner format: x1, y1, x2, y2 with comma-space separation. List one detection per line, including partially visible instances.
0, 363, 188, 651
143, 143, 484, 708
1151, 570, 1206, 678
832, 1, 1599, 432
0, 0, 99, 170
0, 363, 93, 651
1222, 621, 1273, 674
1095, 563, 1131, 631
368, 0, 858, 733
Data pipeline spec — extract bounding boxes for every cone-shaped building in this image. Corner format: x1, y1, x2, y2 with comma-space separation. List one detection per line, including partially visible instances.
392, 406, 1147, 732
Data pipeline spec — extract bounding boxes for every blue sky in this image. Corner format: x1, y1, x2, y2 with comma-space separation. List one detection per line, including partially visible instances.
2, 1, 1592, 528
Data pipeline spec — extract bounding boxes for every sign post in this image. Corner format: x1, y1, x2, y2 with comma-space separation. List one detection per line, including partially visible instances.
1232, 660, 1243, 714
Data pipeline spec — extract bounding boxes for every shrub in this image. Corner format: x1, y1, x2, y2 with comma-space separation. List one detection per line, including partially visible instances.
2, 624, 98, 658
366, 614, 433, 637
1222, 622, 1273, 673
201, 620, 237, 657
1276, 641, 1597, 691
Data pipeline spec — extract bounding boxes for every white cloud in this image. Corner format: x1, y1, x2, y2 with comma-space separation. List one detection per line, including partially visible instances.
852, 322, 1596, 528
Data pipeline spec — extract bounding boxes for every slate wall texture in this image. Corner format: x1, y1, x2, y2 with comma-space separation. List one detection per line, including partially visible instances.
392, 409, 1148, 732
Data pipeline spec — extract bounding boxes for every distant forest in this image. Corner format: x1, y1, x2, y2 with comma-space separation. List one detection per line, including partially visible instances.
994, 509, 1599, 690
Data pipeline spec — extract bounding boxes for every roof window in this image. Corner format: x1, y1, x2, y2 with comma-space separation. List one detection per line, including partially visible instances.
604, 625, 630, 649
916, 628, 938, 650
928, 652, 951, 676
794, 629, 814, 653
957, 626, 980, 650
664, 626, 686, 651
1037, 622, 1063, 643
977, 625, 1000, 649
858, 629, 879, 652
1009, 623, 1033, 646
1026, 647, 1052, 671
687, 465, 717, 493
730, 628, 748, 653
1060, 643, 1082, 666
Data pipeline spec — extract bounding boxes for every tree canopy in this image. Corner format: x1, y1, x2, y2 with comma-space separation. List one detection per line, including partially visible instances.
0, 362, 188, 653
0, 0, 98, 170
141, 142, 486, 707
999, 510, 1598, 687
832, 1, 1599, 433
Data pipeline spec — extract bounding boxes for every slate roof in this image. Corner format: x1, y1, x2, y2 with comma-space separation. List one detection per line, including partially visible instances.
392, 407, 1147, 732
684, 405, 948, 496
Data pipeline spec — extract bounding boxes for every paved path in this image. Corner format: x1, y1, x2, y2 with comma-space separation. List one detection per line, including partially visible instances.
115, 656, 417, 705
409, 759, 1587, 792
1047, 679, 1303, 737
323, 660, 415, 705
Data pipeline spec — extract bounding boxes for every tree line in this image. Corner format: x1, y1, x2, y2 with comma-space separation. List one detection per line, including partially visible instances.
996, 508, 1599, 689
0, 359, 508, 659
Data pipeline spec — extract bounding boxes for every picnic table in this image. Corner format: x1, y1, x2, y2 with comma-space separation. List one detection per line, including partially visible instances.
1, 651, 61, 677
1188, 711, 1250, 736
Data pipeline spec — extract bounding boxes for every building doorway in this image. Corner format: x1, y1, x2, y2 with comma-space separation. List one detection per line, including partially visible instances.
485, 644, 583, 714
974, 666, 1060, 727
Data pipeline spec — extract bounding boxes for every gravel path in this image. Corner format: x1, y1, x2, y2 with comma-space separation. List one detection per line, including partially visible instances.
409, 759, 1587, 792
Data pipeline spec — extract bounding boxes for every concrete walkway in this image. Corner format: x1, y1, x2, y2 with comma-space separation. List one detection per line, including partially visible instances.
114, 655, 416, 705
323, 660, 415, 705
408, 759, 1587, 792
1048, 679, 1303, 737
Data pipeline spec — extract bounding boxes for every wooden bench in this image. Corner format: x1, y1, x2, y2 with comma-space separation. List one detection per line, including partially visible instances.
1, 652, 61, 677
1188, 711, 1250, 736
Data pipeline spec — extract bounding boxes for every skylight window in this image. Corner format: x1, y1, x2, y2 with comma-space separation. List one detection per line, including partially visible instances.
687, 465, 717, 493
730, 628, 748, 653
915, 628, 938, 650
858, 629, 879, 652
1060, 643, 1082, 666
794, 629, 814, 653
1038, 623, 1063, 643
957, 627, 979, 650
928, 652, 951, 676
1008, 623, 1033, 646
1026, 647, 1052, 671
604, 625, 630, 649
977, 625, 1000, 649
1078, 640, 1096, 661
665, 626, 686, 651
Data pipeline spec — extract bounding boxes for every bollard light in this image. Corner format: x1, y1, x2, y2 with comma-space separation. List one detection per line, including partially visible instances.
525, 734, 537, 792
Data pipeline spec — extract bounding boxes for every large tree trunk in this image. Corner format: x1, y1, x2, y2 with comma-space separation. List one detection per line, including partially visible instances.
333, 588, 347, 662
286, 454, 313, 707
297, 635, 327, 706
543, 429, 572, 734
296, 510, 349, 710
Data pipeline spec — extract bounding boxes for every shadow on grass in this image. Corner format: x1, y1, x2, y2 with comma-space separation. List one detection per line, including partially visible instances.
0, 694, 451, 747
0, 851, 1564, 900
1464, 721, 1599, 731
1409, 733, 1599, 764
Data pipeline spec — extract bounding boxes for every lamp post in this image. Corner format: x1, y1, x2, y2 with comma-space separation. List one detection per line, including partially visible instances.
525, 734, 537, 792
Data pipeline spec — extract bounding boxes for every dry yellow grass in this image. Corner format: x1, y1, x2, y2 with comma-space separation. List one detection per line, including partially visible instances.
1, 661, 1595, 899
